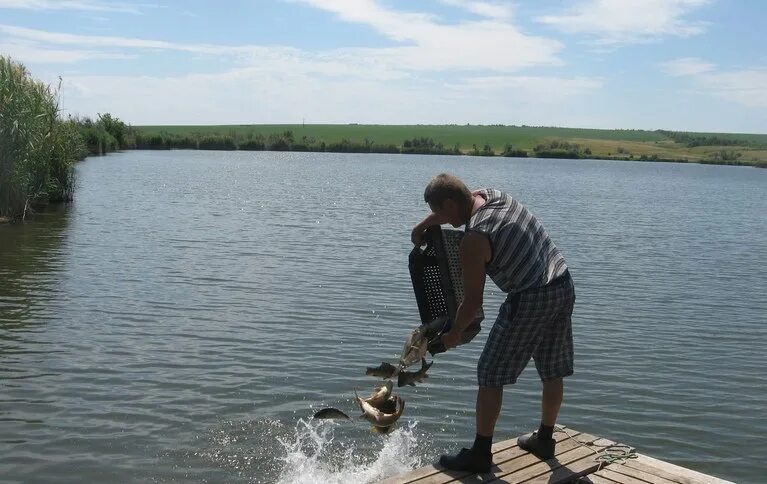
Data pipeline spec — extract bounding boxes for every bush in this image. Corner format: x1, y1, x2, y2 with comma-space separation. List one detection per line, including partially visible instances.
471, 144, 495, 156
533, 149, 581, 159
77, 120, 119, 155
198, 135, 236, 150
401, 137, 459, 155
266, 132, 292, 151
369, 143, 400, 154
325, 138, 370, 153
657, 130, 758, 148
501, 144, 527, 157
239, 137, 266, 150
532, 140, 592, 159
135, 134, 171, 149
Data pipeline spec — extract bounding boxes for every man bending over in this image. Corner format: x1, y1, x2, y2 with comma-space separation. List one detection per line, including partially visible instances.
411, 173, 575, 473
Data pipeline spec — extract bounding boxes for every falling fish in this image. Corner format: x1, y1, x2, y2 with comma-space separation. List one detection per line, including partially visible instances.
399, 325, 430, 368
362, 381, 393, 408
368, 395, 400, 434
312, 408, 351, 420
354, 391, 405, 428
366, 361, 399, 379
397, 357, 433, 387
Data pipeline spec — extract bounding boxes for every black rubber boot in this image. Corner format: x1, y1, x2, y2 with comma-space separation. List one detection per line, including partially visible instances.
439, 447, 493, 473
517, 431, 555, 460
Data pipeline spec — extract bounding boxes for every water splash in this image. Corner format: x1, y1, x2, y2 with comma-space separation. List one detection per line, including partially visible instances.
191, 418, 292, 481
276, 419, 423, 484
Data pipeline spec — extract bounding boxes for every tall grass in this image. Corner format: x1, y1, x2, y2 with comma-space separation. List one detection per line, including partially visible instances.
0, 56, 89, 220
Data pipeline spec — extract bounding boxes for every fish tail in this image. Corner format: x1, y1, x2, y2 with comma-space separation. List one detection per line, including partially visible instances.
353, 390, 364, 411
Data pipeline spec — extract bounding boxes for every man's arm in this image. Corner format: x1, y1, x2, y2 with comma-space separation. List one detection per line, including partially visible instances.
442, 231, 490, 347
411, 212, 448, 245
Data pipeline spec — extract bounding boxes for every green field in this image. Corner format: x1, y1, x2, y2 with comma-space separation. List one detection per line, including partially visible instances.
134, 124, 767, 166
136, 124, 668, 148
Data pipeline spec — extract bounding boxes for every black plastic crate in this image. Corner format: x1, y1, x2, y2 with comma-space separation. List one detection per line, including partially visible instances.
409, 226, 484, 355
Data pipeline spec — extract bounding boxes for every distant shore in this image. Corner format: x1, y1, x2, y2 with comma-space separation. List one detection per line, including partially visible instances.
132, 124, 767, 168
6, 50, 764, 225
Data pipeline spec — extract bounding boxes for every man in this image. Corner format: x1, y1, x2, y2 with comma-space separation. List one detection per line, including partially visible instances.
411, 173, 575, 473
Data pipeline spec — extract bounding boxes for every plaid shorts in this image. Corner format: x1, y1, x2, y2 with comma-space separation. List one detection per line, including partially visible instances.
477, 271, 575, 387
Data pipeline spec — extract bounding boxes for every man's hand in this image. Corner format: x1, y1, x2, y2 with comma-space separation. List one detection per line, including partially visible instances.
440, 232, 490, 351
411, 225, 427, 246
441, 329, 461, 349
411, 212, 448, 245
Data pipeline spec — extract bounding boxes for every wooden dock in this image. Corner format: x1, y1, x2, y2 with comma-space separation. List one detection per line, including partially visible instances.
379, 426, 733, 484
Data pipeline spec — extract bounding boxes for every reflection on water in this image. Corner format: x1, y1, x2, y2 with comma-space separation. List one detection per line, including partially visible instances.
0, 205, 70, 475
0, 151, 765, 483
1, 204, 70, 318
0, 203, 70, 360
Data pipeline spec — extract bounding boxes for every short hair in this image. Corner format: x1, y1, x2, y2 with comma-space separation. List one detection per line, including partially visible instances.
424, 173, 471, 208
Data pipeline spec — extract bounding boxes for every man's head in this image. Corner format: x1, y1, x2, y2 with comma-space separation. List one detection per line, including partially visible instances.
423, 173, 472, 227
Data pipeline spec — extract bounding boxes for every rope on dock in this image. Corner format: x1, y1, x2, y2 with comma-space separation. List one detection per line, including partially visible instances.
554, 425, 638, 473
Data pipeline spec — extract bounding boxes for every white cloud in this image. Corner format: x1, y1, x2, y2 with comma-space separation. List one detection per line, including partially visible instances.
293, 0, 563, 71
54, 67, 605, 126
437, 0, 513, 20
0, 24, 411, 80
661, 57, 715, 76
537, 0, 710, 45
662, 58, 767, 108
0, 2, 602, 125
694, 69, 767, 108
0, 0, 144, 14
0, 24, 222, 54
0, 40, 134, 63
1, 11, 561, 73
449, 75, 603, 98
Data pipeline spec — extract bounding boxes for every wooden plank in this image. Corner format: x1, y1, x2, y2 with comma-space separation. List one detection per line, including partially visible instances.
378, 428, 733, 484
522, 452, 608, 484
490, 446, 596, 483
583, 475, 621, 484
595, 468, 655, 484
603, 462, 679, 484
486, 434, 598, 483
623, 455, 735, 484
489, 441, 603, 483
409, 433, 596, 484
379, 430, 581, 484
516, 434, 621, 484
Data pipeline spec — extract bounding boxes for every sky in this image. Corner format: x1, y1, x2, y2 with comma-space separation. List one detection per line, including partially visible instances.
1, 0, 765, 133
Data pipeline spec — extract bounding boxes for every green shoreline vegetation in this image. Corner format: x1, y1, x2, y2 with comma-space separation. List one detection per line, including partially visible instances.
2, 55, 766, 221
133, 124, 767, 167
1, 56, 134, 221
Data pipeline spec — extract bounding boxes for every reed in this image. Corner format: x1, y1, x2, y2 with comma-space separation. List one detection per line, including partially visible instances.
0, 56, 85, 220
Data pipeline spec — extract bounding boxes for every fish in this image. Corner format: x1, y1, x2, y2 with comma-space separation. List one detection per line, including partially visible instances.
362, 381, 393, 408
397, 357, 433, 387
312, 407, 351, 420
375, 395, 398, 414
354, 391, 405, 428
366, 361, 399, 379
399, 325, 430, 368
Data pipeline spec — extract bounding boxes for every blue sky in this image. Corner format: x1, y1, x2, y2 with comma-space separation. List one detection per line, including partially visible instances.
1, 0, 765, 133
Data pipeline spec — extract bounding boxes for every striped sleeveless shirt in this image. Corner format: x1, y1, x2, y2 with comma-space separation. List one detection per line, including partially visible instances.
467, 188, 567, 293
